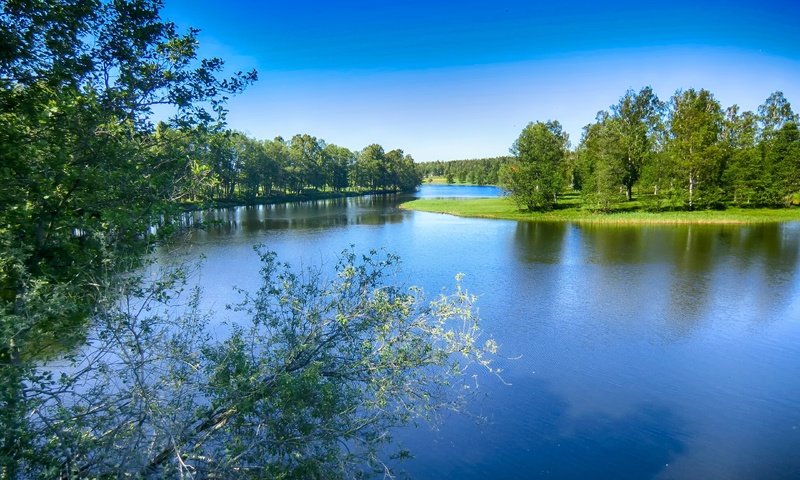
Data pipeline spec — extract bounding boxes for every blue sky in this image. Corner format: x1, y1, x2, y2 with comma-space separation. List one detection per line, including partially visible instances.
163, 0, 800, 161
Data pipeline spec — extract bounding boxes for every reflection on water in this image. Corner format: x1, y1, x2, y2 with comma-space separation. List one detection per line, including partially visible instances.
397, 376, 686, 480
513, 222, 569, 264
166, 185, 800, 480
182, 195, 409, 240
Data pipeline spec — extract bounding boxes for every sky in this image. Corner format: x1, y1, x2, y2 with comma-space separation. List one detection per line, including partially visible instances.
162, 0, 800, 162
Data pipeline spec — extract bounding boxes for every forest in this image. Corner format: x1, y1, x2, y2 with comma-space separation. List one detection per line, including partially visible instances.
0, 2, 482, 478
159, 128, 422, 204
416, 157, 511, 185
499, 87, 800, 212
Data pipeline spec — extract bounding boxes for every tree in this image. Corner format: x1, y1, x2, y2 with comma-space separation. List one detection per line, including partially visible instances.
354, 144, 385, 190
758, 91, 798, 139
502, 121, 568, 211
763, 122, 800, 205
666, 89, 724, 209
396, 153, 423, 192
577, 113, 627, 211
18, 248, 496, 478
756, 93, 800, 206
266, 136, 293, 194
323, 144, 353, 192
609, 87, 664, 201
0, 1, 254, 475
721, 106, 763, 205
238, 134, 274, 198
289, 134, 325, 191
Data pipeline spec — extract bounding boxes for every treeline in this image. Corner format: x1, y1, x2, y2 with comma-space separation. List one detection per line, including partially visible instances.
417, 157, 511, 185
158, 127, 422, 203
502, 88, 800, 211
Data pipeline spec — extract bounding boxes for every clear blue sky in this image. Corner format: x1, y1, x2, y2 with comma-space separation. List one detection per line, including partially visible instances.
163, 0, 800, 161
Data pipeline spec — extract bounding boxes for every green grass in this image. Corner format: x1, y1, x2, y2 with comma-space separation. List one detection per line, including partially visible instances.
400, 196, 800, 224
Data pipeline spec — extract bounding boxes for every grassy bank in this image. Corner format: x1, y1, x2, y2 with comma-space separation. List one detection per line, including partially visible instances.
400, 197, 800, 224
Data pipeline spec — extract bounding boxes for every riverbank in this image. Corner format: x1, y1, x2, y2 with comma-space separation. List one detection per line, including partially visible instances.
179, 189, 406, 211
400, 197, 800, 224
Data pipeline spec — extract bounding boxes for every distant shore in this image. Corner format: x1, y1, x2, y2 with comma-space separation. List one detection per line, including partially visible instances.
179, 189, 405, 212
400, 197, 800, 224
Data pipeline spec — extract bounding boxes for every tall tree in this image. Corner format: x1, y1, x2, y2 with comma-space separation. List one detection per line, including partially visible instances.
502, 121, 568, 211
758, 91, 798, 139
609, 87, 664, 201
666, 89, 724, 209
354, 144, 385, 190
289, 134, 325, 191
756, 92, 799, 205
721, 106, 762, 205
322, 144, 353, 192
763, 122, 800, 205
577, 113, 627, 211
0, 1, 254, 474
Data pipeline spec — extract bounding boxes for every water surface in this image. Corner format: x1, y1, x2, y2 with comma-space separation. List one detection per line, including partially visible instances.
166, 185, 800, 479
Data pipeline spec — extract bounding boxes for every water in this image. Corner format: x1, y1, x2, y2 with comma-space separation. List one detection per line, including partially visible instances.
165, 185, 800, 479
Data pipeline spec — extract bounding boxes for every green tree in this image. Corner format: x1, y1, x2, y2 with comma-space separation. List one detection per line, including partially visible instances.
0, 1, 254, 475
502, 121, 568, 211
577, 113, 627, 211
610, 87, 664, 201
323, 144, 354, 192
206, 130, 242, 199
721, 106, 762, 205
238, 134, 275, 198
289, 134, 325, 191
266, 136, 293, 194
763, 122, 800, 205
755, 93, 799, 205
758, 91, 798, 139
395, 153, 423, 192
354, 144, 385, 190
666, 89, 725, 209
18, 249, 496, 478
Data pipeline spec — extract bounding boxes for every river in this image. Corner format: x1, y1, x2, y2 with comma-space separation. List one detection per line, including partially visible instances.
165, 184, 800, 479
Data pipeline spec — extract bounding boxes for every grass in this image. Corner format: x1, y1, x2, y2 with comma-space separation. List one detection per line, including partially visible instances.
400, 196, 800, 224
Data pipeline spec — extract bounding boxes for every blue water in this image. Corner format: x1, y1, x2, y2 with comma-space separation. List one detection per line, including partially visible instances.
168, 185, 800, 479
415, 183, 505, 198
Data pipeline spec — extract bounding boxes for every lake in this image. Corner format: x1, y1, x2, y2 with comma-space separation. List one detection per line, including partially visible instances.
168, 184, 800, 479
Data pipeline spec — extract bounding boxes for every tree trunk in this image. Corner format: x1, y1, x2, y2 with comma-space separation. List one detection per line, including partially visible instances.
689, 172, 695, 209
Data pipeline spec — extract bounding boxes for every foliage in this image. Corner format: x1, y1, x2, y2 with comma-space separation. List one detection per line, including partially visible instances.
16, 249, 495, 478
165, 131, 423, 202
575, 87, 800, 211
609, 87, 664, 201
502, 121, 569, 211
0, 0, 256, 476
666, 89, 725, 209
417, 157, 512, 185
577, 114, 627, 211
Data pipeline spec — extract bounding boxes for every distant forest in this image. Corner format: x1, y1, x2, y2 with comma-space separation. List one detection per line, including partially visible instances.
416, 157, 512, 185
161, 129, 422, 203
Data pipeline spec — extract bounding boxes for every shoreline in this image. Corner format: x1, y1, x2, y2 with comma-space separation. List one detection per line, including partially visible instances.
399, 197, 800, 225
178, 189, 408, 212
